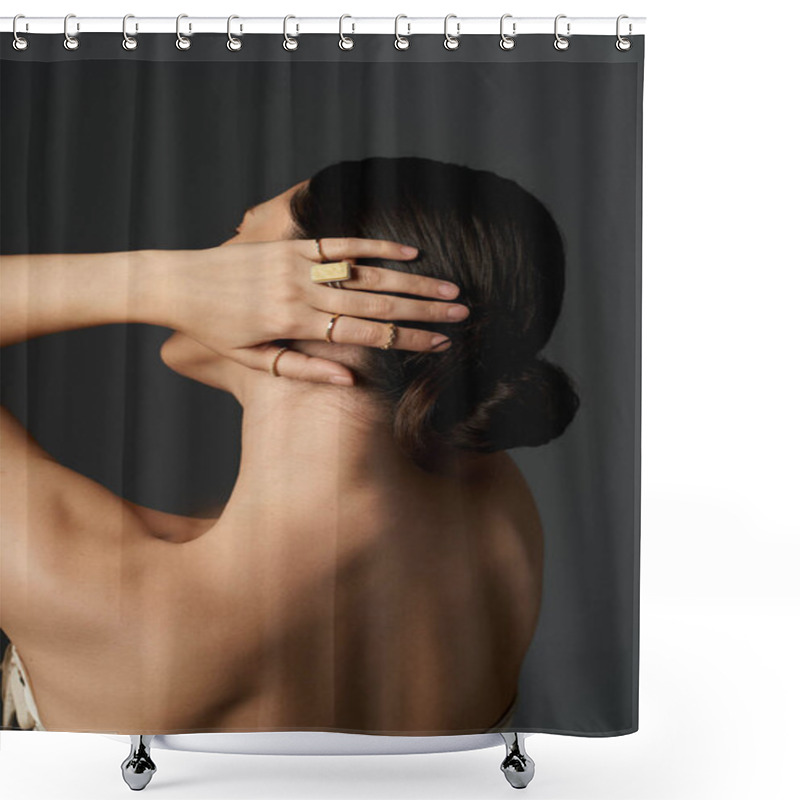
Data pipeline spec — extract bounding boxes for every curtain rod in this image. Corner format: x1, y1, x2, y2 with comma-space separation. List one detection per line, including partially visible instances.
0, 16, 646, 37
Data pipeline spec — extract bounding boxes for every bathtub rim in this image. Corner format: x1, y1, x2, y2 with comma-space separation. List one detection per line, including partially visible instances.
101, 730, 516, 756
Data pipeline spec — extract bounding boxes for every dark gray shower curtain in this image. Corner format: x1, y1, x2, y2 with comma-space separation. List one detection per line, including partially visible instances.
0, 31, 643, 736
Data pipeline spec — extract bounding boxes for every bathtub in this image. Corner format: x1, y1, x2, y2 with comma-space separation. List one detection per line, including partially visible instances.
103, 731, 535, 790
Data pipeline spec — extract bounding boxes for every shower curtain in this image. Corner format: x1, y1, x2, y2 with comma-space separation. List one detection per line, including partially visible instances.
0, 28, 643, 738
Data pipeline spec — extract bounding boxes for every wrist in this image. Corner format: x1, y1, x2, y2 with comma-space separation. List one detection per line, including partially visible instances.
134, 248, 198, 329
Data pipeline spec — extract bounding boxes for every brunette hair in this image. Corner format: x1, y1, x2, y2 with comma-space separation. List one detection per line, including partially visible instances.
289, 156, 580, 472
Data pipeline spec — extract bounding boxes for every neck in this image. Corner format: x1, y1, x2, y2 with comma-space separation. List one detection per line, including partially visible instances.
215, 367, 414, 536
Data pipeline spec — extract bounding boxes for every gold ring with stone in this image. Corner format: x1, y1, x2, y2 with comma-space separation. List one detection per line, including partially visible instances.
381, 322, 398, 350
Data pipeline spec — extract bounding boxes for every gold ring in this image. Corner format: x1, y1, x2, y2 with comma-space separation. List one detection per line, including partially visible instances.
325, 313, 341, 343
310, 259, 352, 284
380, 322, 398, 350
270, 345, 290, 376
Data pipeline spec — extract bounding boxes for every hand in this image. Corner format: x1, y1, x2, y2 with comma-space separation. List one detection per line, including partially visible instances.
164, 237, 470, 383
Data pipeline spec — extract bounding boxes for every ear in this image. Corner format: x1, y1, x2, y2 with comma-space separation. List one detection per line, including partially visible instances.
159, 331, 246, 400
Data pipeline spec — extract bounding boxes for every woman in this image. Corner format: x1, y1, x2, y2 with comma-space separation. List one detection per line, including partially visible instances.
0, 156, 579, 735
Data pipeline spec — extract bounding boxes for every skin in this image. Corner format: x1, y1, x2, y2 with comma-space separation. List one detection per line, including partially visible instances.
0, 180, 544, 735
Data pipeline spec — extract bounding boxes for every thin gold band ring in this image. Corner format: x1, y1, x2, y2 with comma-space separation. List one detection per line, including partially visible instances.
325, 314, 341, 343
270, 345, 290, 376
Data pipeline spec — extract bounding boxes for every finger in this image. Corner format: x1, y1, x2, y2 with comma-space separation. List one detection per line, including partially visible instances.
231, 343, 355, 385
300, 237, 420, 264
329, 263, 461, 300
302, 311, 453, 353
308, 283, 470, 323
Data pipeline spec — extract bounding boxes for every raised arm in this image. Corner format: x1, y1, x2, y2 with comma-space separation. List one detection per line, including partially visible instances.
0, 249, 175, 347
1, 239, 467, 383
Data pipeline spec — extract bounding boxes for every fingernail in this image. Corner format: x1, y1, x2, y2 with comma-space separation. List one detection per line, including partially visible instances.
438, 282, 459, 298
330, 375, 353, 385
401, 245, 418, 256
430, 335, 451, 350
447, 305, 469, 320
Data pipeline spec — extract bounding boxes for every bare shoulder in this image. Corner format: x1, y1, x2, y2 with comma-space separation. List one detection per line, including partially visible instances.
462, 450, 544, 562
459, 451, 545, 644
0, 406, 215, 650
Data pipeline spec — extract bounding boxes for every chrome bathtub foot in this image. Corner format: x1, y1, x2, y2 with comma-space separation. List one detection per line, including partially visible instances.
500, 732, 535, 789
121, 735, 157, 791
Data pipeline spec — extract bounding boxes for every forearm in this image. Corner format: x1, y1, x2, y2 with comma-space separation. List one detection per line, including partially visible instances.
0, 249, 191, 347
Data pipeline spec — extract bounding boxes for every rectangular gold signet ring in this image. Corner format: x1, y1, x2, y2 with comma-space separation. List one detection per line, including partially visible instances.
310, 260, 352, 284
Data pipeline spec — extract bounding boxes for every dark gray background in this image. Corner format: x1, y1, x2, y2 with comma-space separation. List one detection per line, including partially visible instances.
0, 33, 643, 735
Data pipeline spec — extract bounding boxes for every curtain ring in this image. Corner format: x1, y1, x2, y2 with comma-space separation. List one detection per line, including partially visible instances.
443, 13, 460, 50
615, 15, 632, 51
63, 13, 79, 51
227, 15, 242, 51
394, 15, 410, 50
499, 14, 516, 50
553, 14, 570, 51
122, 14, 138, 51
176, 13, 191, 50
339, 14, 355, 50
12, 14, 28, 51
283, 15, 299, 51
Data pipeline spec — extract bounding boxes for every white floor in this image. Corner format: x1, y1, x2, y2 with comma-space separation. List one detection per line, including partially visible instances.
2, 595, 797, 800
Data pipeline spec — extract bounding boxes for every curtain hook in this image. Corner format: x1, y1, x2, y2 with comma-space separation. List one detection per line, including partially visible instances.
12, 14, 28, 51
339, 14, 355, 50
394, 14, 410, 50
500, 14, 516, 50
63, 13, 79, 51
122, 14, 138, 51
616, 15, 632, 51
553, 14, 570, 51
444, 13, 460, 50
283, 15, 299, 51
227, 15, 242, 51
176, 13, 191, 50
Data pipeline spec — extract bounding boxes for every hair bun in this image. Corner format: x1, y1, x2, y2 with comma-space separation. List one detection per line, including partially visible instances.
449, 357, 581, 452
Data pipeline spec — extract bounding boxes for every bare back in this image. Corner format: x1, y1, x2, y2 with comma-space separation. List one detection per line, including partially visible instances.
3, 450, 543, 735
